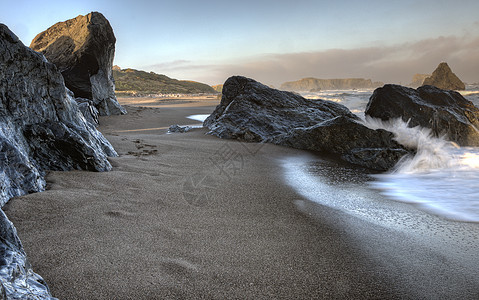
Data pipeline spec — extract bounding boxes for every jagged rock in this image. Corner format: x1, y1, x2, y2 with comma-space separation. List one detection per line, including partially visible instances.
409, 74, 430, 88
30, 12, 126, 115
204, 76, 408, 170
280, 77, 383, 92
365, 84, 479, 146
1, 22, 118, 299
76, 97, 100, 125
0, 209, 57, 299
1, 23, 116, 204
422, 62, 465, 90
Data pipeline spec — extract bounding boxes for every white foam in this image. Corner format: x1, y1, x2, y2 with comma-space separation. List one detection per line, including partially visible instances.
364, 117, 479, 222
187, 114, 210, 122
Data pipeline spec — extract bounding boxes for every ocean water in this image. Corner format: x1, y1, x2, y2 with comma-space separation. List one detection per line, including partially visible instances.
296, 87, 479, 223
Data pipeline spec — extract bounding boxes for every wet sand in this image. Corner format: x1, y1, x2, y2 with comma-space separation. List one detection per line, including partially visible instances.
4, 97, 478, 299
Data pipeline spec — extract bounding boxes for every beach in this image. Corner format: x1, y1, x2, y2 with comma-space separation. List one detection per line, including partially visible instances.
4, 96, 478, 299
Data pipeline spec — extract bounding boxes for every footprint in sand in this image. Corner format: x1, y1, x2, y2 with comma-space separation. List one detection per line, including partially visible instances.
127, 139, 159, 157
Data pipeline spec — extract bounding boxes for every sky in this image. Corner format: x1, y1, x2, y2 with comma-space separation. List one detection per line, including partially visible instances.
2, 0, 479, 87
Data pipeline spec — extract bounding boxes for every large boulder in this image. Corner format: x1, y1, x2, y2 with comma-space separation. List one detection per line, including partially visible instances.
0, 23, 116, 205
30, 12, 126, 115
365, 84, 479, 146
204, 76, 408, 170
422, 62, 465, 90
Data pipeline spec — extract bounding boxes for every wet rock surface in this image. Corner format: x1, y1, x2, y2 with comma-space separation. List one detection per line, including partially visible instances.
365, 84, 479, 146
1, 23, 117, 299
30, 12, 126, 115
205, 76, 408, 170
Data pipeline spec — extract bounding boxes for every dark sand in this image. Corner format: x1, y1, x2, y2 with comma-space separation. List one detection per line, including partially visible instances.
4, 98, 478, 299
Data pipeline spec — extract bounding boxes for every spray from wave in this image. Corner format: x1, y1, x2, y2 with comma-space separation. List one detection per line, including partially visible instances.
364, 117, 479, 222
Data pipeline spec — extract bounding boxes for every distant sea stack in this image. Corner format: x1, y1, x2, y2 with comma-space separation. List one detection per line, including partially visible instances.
408, 74, 430, 88
422, 62, 465, 90
280, 78, 383, 92
30, 12, 126, 115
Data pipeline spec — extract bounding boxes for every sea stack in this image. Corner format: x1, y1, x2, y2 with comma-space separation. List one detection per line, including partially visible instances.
422, 62, 465, 90
205, 76, 408, 170
30, 12, 126, 115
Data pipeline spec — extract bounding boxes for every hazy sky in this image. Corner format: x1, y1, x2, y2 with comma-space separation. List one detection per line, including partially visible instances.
3, 0, 479, 86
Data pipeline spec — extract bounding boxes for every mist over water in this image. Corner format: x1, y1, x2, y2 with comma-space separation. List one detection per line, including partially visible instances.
299, 88, 479, 222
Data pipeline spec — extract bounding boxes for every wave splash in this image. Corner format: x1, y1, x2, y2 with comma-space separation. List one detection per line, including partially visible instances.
365, 117, 479, 222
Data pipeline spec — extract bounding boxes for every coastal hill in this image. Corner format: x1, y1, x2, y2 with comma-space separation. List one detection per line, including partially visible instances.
212, 84, 223, 93
280, 77, 383, 92
112, 66, 216, 95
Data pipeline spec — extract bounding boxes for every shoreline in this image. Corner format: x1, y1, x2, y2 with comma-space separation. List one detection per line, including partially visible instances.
3, 98, 478, 299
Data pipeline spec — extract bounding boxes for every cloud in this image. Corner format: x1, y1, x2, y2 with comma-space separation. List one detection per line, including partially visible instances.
145, 34, 479, 87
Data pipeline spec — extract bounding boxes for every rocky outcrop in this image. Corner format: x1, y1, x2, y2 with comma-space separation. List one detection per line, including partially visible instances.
280, 77, 383, 92
1, 23, 118, 300
422, 62, 465, 90
30, 12, 126, 115
204, 76, 408, 170
1, 23, 116, 204
365, 84, 479, 146
409, 74, 430, 88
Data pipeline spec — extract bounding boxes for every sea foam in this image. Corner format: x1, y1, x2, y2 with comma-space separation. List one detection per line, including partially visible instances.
364, 117, 479, 222
299, 89, 479, 223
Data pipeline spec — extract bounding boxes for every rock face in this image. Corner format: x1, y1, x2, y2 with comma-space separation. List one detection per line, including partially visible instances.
280, 77, 383, 92
1, 24, 116, 205
422, 62, 465, 90
205, 76, 408, 170
30, 12, 126, 115
365, 84, 479, 146
1, 23, 118, 300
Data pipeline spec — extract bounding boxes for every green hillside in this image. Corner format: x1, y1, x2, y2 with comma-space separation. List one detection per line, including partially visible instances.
113, 67, 216, 95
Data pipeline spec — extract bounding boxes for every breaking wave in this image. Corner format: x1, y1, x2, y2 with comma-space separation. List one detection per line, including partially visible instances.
365, 117, 479, 222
